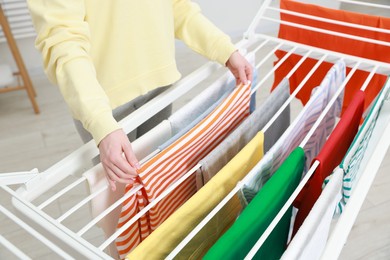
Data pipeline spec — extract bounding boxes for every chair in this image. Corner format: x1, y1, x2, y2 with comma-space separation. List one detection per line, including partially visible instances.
0, 3, 39, 114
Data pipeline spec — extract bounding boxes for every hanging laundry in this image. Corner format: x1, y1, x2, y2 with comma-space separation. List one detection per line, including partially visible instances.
196, 77, 290, 189
205, 147, 305, 260
82, 119, 172, 259
83, 70, 238, 257
273, 0, 390, 114
159, 91, 231, 150
292, 90, 365, 236
281, 168, 343, 260
127, 77, 290, 260
160, 51, 257, 150
128, 132, 264, 260
263, 79, 291, 153
168, 72, 235, 136
115, 83, 251, 258
89, 55, 251, 258
336, 78, 390, 215
240, 60, 345, 206
283, 79, 390, 259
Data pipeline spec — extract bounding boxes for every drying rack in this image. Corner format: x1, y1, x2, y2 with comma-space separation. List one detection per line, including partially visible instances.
1, 0, 390, 259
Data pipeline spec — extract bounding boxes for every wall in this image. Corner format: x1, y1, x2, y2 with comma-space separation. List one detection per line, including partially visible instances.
193, 0, 340, 38
194, 0, 263, 38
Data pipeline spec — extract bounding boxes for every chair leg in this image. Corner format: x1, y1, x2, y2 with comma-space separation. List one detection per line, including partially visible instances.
26, 75, 38, 97
22, 73, 40, 114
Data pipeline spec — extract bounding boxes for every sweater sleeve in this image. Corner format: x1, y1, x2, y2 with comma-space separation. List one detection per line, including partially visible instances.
27, 0, 120, 145
172, 0, 237, 66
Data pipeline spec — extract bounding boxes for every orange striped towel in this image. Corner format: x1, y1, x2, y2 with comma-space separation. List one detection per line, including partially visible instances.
115, 82, 251, 258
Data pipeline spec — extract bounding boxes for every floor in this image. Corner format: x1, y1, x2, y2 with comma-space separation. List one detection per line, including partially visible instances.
1, 1, 389, 259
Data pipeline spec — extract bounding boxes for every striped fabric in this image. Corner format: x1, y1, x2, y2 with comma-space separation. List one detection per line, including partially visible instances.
84, 120, 172, 258
159, 51, 257, 151
196, 77, 290, 189
239, 60, 345, 206
334, 79, 390, 215
273, 60, 345, 173
302, 61, 345, 171
115, 83, 251, 258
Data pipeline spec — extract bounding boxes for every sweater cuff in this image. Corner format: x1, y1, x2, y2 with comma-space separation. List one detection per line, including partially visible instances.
214, 39, 237, 66
88, 112, 122, 145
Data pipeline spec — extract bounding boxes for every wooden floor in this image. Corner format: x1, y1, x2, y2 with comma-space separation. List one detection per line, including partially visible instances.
1, 1, 389, 259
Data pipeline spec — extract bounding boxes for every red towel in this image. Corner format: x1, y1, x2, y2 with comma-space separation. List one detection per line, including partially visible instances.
273, 0, 390, 114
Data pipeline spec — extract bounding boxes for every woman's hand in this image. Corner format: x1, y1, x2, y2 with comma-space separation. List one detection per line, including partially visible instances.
226, 51, 253, 85
98, 129, 140, 191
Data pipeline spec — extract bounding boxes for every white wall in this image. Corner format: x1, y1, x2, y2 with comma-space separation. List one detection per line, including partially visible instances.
193, 0, 339, 38
194, 0, 263, 38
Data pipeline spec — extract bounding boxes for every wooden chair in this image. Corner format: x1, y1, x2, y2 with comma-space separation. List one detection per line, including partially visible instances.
0, 3, 39, 114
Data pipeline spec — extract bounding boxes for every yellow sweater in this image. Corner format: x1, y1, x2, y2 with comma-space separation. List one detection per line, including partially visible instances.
27, 0, 236, 144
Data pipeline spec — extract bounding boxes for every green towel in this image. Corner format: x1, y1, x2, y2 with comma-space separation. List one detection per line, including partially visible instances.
204, 147, 305, 260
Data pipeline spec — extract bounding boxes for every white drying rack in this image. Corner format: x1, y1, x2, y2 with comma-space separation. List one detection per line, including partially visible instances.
1, 0, 390, 259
